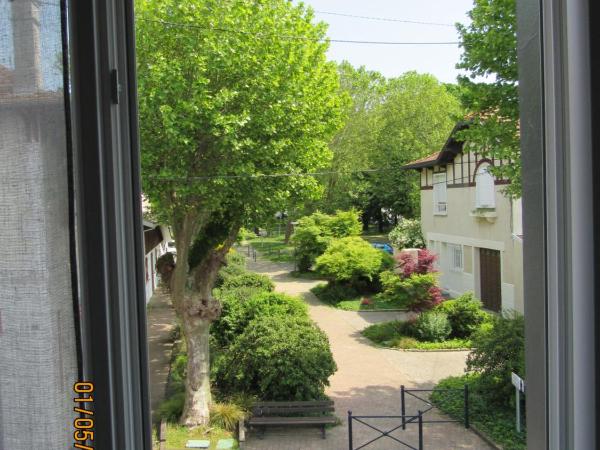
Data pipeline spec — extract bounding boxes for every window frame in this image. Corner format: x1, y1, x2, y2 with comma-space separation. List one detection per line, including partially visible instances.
474, 163, 496, 209
432, 172, 448, 215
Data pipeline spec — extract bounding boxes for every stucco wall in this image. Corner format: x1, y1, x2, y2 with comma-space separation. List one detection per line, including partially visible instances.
421, 185, 524, 313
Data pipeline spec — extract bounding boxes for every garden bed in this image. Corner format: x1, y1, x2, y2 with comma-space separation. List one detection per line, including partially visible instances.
311, 283, 410, 311
246, 235, 296, 263
154, 423, 238, 450
361, 320, 473, 350
431, 375, 526, 450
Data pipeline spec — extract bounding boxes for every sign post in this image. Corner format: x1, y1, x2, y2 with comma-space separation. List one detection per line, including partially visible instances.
511, 372, 525, 432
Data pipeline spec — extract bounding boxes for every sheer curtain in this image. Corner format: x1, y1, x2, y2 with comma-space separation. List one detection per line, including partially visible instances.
0, 1, 78, 448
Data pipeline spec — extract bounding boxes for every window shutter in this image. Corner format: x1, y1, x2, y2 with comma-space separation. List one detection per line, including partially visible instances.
475, 165, 496, 208
433, 173, 447, 214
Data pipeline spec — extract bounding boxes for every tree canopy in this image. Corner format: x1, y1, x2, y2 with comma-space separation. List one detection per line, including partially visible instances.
456, 0, 520, 197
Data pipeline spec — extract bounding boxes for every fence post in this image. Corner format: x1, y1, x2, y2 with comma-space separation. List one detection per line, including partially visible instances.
401, 385, 406, 430
348, 411, 353, 450
418, 410, 423, 450
464, 384, 470, 429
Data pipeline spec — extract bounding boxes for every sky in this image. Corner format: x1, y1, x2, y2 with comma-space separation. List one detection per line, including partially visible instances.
293, 0, 474, 83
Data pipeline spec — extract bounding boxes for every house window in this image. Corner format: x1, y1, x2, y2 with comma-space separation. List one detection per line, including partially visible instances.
449, 244, 463, 271
475, 163, 496, 208
433, 172, 447, 215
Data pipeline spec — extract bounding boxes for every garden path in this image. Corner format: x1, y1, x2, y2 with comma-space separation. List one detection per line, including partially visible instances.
241, 251, 494, 450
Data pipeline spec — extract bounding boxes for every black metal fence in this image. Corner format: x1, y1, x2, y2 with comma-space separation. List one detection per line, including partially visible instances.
348, 411, 424, 450
348, 385, 471, 449
400, 385, 470, 430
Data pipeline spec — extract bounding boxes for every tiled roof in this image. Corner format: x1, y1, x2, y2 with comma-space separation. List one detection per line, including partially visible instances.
402, 151, 442, 169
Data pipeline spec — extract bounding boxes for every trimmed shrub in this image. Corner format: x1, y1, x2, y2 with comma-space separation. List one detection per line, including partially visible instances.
388, 218, 425, 249
315, 237, 390, 286
310, 282, 361, 305
220, 272, 274, 293
466, 312, 525, 405
157, 392, 185, 422
214, 315, 337, 401
212, 291, 306, 348
292, 210, 362, 272
413, 311, 452, 342
380, 272, 443, 312
436, 293, 487, 338
216, 251, 248, 286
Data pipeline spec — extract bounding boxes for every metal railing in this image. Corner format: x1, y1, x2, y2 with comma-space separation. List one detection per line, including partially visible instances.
400, 385, 469, 430
348, 411, 424, 450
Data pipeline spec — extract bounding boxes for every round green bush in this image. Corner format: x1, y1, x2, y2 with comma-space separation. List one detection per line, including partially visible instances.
436, 293, 487, 338
216, 251, 248, 286
214, 315, 337, 401
413, 311, 452, 342
220, 272, 274, 292
315, 237, 390, 285
212, 291, 307, 348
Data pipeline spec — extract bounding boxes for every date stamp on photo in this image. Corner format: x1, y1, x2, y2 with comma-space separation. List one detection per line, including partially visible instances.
73, 382, 95, 450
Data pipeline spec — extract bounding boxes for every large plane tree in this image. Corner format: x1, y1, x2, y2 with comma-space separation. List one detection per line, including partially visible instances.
136, 0, 343, 426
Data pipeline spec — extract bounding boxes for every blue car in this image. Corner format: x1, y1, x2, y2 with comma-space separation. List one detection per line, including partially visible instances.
371, 242, 394, 255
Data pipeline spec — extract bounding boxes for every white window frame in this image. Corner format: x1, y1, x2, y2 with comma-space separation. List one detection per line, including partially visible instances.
432, 172, 448, 215
449, 243, 463, 272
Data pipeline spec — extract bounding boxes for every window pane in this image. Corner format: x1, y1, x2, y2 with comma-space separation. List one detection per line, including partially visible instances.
0, 1, 77, 448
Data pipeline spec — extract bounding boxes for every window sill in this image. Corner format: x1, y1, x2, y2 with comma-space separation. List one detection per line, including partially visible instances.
433, 212, 448, 216
470, 209, 497, 223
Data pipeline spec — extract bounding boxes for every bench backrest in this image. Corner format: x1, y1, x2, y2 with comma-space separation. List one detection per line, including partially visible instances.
252, 400, 334, 416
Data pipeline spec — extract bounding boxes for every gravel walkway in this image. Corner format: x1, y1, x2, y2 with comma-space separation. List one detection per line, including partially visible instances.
242, 252, 493, 450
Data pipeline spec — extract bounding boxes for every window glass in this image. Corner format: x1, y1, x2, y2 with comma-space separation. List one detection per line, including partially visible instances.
0, 1, 77, 449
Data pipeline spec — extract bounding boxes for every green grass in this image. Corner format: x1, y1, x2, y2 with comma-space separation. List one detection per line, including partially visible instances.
362, 320, 472, 350
431, 375, 526, 450
158, 422, 238, 450
311, 283, 409, 311
249, 235, 296, 263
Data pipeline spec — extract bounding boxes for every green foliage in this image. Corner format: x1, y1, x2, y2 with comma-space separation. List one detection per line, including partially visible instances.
214, 315, 337, 401
467, 312, 525, 404
380, 272, 442, 311
209, 402, 246, 432
432, 375, 526, 449
137, 0, 344, 226
362, 320, 405, 343
369, 73, 463, 219
315, 237, 389, 285
310, 283, 361, 306
292, 210, 362, 271
220, 272, 274, 293
388, 218, 425, 249
456, 0, 520, 197
157, 392, 186, 422
216, 251, 248, 286
212, 291, 308, 348
413, 311, 452, 342
436, 293, 488, 338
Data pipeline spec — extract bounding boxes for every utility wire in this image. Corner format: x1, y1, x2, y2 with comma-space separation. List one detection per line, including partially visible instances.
313, 10, 455, 28
138, 18, 459, 45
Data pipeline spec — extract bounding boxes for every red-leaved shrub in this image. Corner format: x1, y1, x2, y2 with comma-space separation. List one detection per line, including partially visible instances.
396, 248, 438, 279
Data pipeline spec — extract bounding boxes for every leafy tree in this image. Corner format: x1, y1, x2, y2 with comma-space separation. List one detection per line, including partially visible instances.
369, 72, 462, 220
321, 62, 386, 212
137, 0, 343, 426
456, 0, 520, 197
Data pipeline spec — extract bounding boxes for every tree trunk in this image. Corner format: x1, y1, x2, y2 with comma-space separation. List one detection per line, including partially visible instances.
178, 224, 240, 427
284, 219, 294, 244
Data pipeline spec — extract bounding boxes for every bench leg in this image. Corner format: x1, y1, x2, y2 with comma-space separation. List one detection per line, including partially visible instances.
321, 424, 326, 439
259, 426, 266, 440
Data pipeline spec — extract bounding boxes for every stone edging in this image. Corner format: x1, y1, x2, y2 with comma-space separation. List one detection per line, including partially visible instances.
470, 424, 503, 450
397, 347, 473, 352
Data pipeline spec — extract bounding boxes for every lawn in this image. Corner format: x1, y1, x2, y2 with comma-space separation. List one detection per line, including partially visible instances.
362, 320, 473, 350
155, 422, 238, 450
431, 375, 526, 450
246, 234, 296, 264
311, 283, 410, 311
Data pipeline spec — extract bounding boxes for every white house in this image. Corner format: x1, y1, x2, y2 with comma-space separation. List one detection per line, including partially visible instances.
403, 122, 524, 313
143, 220, 172, 303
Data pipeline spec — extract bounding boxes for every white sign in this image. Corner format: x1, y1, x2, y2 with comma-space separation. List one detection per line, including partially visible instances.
511, 372, 525, 393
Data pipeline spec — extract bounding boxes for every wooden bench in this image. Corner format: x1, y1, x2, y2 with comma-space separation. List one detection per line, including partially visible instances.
247, 400, 336, 439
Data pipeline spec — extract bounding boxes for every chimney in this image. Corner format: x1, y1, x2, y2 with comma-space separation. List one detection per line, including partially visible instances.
11, 0, 42, 93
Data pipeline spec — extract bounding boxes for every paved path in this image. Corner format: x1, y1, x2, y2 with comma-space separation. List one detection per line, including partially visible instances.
242, 253, 493, 450
146, 287, 177, 423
